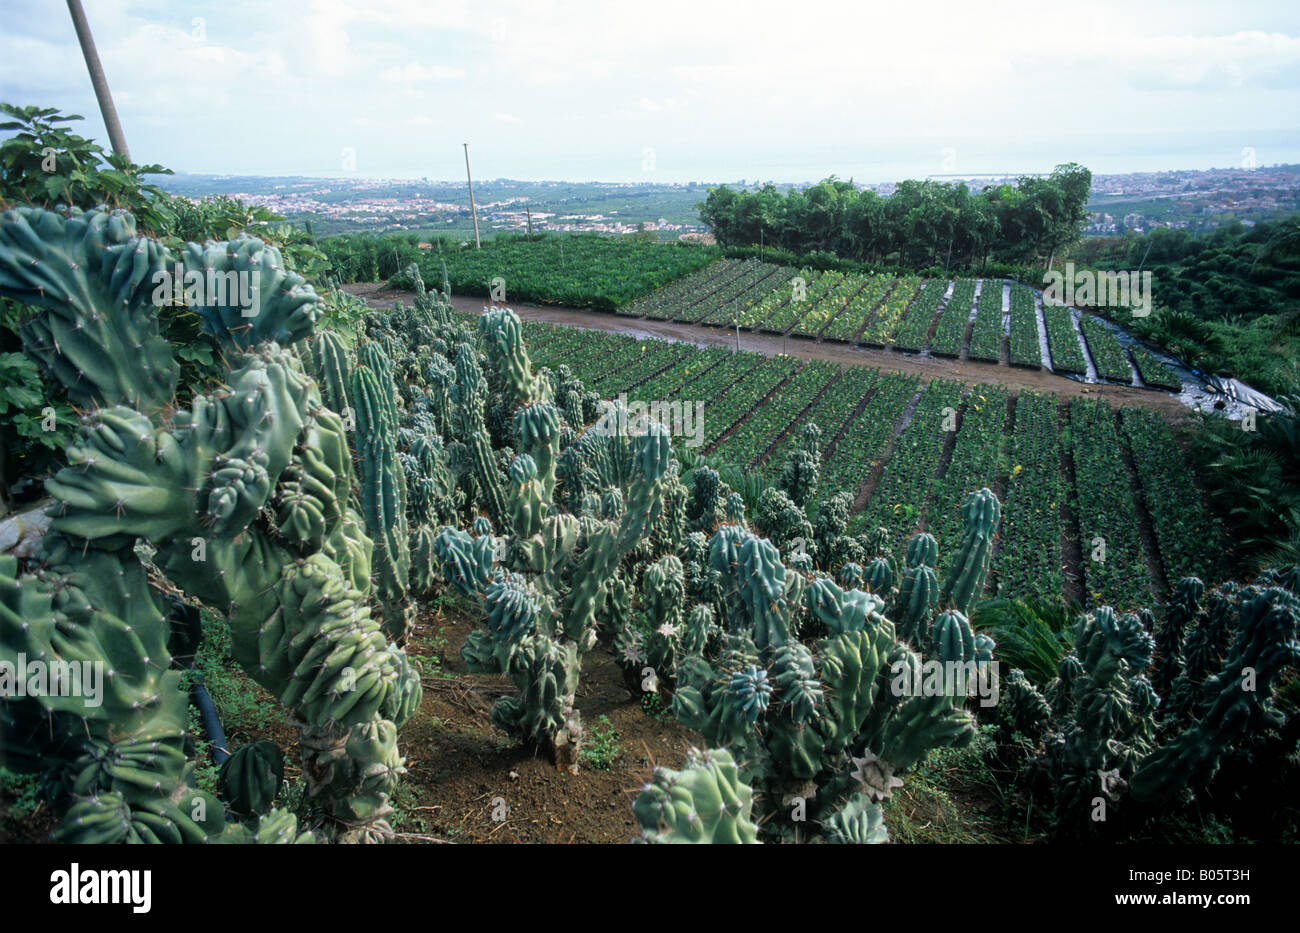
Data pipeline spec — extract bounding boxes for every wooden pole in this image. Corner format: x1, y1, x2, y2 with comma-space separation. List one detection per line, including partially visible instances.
463, 143, 481, 249
67, 0, 130, 159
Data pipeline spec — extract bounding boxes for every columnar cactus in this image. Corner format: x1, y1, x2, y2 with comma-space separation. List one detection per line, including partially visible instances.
432, 308, 674, 772
0, 206, 420, 842
893, 532, 940, 644
352, 342, 413, 642
777, 423, 821, 510
670, 510, 992, 842
940, 487, 1000, 615
998, 577, 1300, 838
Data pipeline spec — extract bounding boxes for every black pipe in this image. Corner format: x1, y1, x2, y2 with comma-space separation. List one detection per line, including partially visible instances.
189, 665, 230, 766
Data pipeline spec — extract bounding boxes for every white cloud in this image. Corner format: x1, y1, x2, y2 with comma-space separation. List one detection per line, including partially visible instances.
379, 63, 467, 83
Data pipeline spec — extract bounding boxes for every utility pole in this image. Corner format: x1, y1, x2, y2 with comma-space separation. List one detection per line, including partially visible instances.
463, 143, 480, 248
67, 0, 130, 159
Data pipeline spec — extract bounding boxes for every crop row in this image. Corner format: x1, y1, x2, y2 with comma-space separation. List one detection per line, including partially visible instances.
632, 346, 734, 400
927, 385, 1009, 578
759, 366, 875, 473
1042, 303, 1087, 375
695, 355, 802, 451
820, 273, 898, 342
1007, 285, 1043, 368
1131, 345, 1182, 391
1068, 398, 1151, 608
615, 258, 747, 319
892, 279, 950, 352
1118, 408, 1220, 583
711, 360, 840, 466
968, 279, 1004, 362
1080, 316, 1134, 383
512, 318, 1215, 607
743, 268, 844, 332
996, 391, 1065, 603
589, 339, 694, 397
775, 273, 864, 336
858, 379, 966, 542
820, 373, 920, 506
928, 279, 977, 357
858, 277, 924, 347
527, 325, 614, 368
693, 263, 795, 325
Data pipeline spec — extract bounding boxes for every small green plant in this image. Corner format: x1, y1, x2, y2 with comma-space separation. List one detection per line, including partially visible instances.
0, 766, 43, 825
640, 691, 674, 725
580, 715, 622, 771
192, 608, 275, 737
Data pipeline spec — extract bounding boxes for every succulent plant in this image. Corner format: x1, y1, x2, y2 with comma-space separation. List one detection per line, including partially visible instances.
0, 206, 420, 842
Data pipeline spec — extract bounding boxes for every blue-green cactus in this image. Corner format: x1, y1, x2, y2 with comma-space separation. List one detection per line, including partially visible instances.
0, 206, 420, 843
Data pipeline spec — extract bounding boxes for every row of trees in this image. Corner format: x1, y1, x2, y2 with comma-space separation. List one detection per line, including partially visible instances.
698, 163, 1093, 271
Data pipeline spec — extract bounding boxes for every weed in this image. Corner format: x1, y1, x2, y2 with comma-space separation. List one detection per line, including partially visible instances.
580, 715, 622, 771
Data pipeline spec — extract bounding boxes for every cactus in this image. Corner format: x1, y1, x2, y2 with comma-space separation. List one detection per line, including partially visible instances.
893, 532, 940, 644
352, 346, 413, 642
670, 514, 989, 842
940, 487, 1000, 615
997, 576, 1300, 838
686, 466, 724, 533
1130, 586, 1300, 803
633, 747, 759, 844
777, 423, 820, 509
432, 308, 674, 772
0, 206, 420, 842
218, 741, 284, 818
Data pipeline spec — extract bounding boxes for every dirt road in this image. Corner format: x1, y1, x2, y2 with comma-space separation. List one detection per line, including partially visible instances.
345, 283, 1195, 420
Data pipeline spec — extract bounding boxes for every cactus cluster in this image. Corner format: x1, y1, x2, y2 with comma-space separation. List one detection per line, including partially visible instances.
0, 206, 423, 842
998, 572, 1300, 838
426, 307, 678, 772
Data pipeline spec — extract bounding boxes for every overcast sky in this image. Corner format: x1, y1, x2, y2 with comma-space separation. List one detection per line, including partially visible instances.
2, 0, 1299, 183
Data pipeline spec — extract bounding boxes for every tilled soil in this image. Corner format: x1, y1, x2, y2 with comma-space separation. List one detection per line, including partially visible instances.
345, 284, 1196, 422
390, 607, 703, 844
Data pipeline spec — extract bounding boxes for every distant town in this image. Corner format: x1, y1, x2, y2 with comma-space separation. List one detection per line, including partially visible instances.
156, 164, 1300, 241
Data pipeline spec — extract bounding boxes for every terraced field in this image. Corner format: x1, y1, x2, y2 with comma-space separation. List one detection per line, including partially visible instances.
593, 260, 1184, 396
519, 315, 1216, 610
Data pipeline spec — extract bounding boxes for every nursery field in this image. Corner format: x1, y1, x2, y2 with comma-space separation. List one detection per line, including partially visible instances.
519, 318, 1219, 610
482, 255, 1182, 392
327, 232, 722, 311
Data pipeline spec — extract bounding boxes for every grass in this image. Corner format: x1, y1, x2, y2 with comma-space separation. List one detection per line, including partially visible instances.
881, 727, 1035, 844
639, 691, 675, 725
193, 607, 277, 738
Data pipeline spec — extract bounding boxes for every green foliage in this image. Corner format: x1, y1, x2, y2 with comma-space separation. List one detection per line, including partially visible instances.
324, 231, 719, 310
0, 104, 172, 231
699, 165, 1093, 269
579, 715, 622, 771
